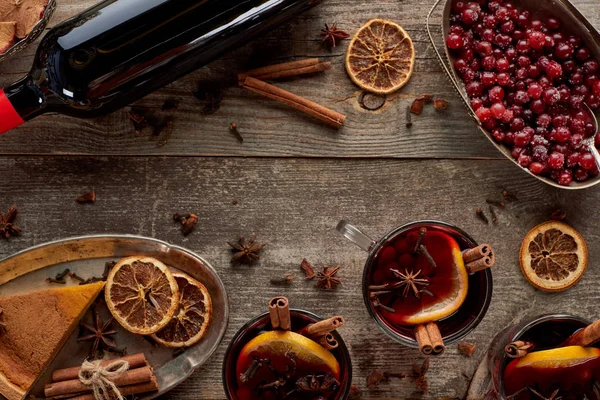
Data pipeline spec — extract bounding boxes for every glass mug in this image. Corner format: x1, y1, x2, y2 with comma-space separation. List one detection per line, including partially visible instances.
222, 309, 353, 400
486, 313, 591, 400
337, 220, 493, 347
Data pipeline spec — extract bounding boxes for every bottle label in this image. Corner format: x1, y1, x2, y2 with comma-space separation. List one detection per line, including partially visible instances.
0, 89, 25, 134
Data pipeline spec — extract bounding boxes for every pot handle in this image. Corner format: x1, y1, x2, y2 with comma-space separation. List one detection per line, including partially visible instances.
336, 220, 376, 252
426, 0, 480, 126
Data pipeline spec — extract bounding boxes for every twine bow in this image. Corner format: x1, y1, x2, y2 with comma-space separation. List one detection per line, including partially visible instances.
78, 359, 130, 400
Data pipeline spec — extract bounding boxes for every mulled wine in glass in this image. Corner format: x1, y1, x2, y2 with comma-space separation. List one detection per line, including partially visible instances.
338, 220, 493, 352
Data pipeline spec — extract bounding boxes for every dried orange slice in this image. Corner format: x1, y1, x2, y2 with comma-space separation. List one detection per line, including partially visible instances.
519, 221, 588, 292
105, 256, 179, 335
345, 19, 415, 94
151, 272, 212, 348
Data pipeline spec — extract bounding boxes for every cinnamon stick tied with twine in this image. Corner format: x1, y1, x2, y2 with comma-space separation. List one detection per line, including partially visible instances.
560, 319, 600, 347
240, 77, 346, 129
505, 340, 535, 359
269, 296, 291, 331
238, 58, 332, 83
414, 322, 445, 356
299, 316, 345, 339
51, 353, 149, 383
62, 379, 159, 400
44, 365, 154, 399
462, 244, 495, 274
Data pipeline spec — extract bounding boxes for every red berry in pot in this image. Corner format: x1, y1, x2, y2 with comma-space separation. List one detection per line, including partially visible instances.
574, 168, 589, 182
490, 102, 506, 119
557, 170, 573, 186
531, 99, 547, 114
554, 41, 574, 60
528, 84, 542, 99
446, 33, 465, 49
583, 60, 599, 75
462, 8, 479, 24
545, 61, 563, 80
593, 81, 600, 97
548, 152, 565, 169
529, 162, 545, 175
527, 31, 545, 50
542, 88, 561, 105
546, 16, 561, 31
476, 106, 492, 122
576, 47, 591, 62
489, 85, 504, 102
580, 153, 597, 171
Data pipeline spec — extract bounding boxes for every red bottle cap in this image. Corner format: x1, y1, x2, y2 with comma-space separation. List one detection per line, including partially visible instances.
0, 89, 25, 134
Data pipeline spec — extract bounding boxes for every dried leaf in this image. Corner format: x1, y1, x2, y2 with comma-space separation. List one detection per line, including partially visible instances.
366, 369, 384, 388
300, 258, 315, 280
76, 191, 96, 204
457, 341, 476, 356
433, 97, 449, 110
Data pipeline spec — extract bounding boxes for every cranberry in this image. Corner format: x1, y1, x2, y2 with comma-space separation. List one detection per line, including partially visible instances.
528, 64, 541, 78
488, 1, 501, 12
514, 131, 530, 147
583, 60, 599, 75
576, 47, 591, 61
593, 81, 600, 97
557, 170, 573, 186
500, 109, 514, 124
574, 168, 589, 182
492, 128, 505, 142
504, 131, 516, 145
544, 35, 555, 50
569, 95, 584, 109
543, 88, 561, 105
523, 109, 534, 121
528, 31, 545, 50
529, 162, 545, 175
513, 29, 525, 40
482, 71, 496, 86
514, 90, 530, 105
567, 152, 582, 167
528, 84, 543, 99
557, 85, 571, 103
462, 8, 479, 24
569, 71, 584, 86
518, 154, 532, 167
477, 41, 493, 56
505, 47, 517, 62
510, 104, 524, 118
537, 113, 551, 128
552, 115, 568, 127
446, 34, 465, 49
483, 14, 498, 28
512, 147, 525, 159
511, 117, 525, 132
554, 126, 571, 143
563, 60, 577, 74
496, 6, 510, 21
461, 48, 475, 62
570, 134, 584, 150
568, 35, 582, 48
517, 56, 531, 68
471, 98, 484, 110
554, 42, 574, 60
530, 19, 543, 30
546, 16, 561, 30
482, 56, 496, 70
455, 58, 468, 72
538, 76, 552, 89
476, 106, 492, 122
532, 145, 549, 162
517, 11, 530, 27
585, 74, 599, 88
500, 20, 515, 33
497, 72, 511, 86
516, 68, 528, 80
580, 153, 597, 170
462, 68, 477, 82
531, 99, 547, 114
516, 39, 530, 53
489, 86, 505, 102
588, 94, 600, 110
467, 81, 484, 97
490, 102, 506, 119
483, 117, 499, 130
545, 61, 563, 80
548, 152, 565, 169
452, 1, 466, 12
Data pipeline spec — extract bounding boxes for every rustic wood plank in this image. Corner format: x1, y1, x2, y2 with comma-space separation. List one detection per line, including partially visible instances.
0, 0, 596, 158
0, 156, 598, 399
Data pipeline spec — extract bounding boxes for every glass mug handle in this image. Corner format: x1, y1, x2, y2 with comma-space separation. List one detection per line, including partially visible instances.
336, 220, 377, 252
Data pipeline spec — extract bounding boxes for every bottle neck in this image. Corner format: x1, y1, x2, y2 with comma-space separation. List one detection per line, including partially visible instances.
0, 75, 46, 134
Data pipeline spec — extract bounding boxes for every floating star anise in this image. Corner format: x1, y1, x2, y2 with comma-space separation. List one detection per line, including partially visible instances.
78, 306, 119, 359
316, 265, 341, 290
294, 373, 340, 396
0, 308, 6, 336
321, 23, 350, 48
228, 235, 266, 264
0, 205, 20, 240
391, 269, 430, 299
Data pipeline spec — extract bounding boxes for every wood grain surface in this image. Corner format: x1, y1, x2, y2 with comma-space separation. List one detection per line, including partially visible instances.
0, 0, 599, 399
1, 156, 599, 399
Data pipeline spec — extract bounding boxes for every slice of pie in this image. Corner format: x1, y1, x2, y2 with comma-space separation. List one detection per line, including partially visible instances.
0, 281, 105, 400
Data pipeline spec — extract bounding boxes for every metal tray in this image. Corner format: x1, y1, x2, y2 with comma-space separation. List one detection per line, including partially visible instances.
0, 0, 57, 62
0, 235, 229, 399
426, 0, 600, 190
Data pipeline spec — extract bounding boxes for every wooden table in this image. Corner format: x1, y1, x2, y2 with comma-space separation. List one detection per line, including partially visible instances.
1, 1, 599, 399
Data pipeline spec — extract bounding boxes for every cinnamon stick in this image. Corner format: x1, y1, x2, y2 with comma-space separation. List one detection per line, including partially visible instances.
414, 324, 433, 355
560, 319, 600, 347
301, 316, 345, 338
463, 244, 492, 263
466, 256, 494, 274
44, 366, 154, 398
505, 340, 535, 359
58, 376, 159, 400
269, 296, 291, 331
426, 322, 446, 355
51, 354, 148, 382
240, 77, 346, 129
238, 59, 332, 83
317, 333, 339, 350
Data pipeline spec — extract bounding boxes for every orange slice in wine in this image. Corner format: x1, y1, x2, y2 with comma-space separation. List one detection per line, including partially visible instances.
345, 19, 415, 94
151, 272, 212, 348
519, 221, 587, 292
105, 256, 179, 335
236, 331, 340, 381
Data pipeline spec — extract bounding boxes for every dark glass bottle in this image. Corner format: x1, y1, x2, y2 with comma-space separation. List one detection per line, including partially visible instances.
0, 0, 322, 134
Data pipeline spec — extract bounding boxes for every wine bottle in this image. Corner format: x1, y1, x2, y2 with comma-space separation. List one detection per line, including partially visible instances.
0, 0, 322, 135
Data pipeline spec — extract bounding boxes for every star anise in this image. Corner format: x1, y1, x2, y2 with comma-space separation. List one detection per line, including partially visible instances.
321, 23, 350, 48
78, 306, 119, 359
228, 235, 266, 264
0, 205, 20, 240
391, 269, 430, 299
294, 373, 340, 396
0, 308, 6, 336
316, 265, 341, 290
